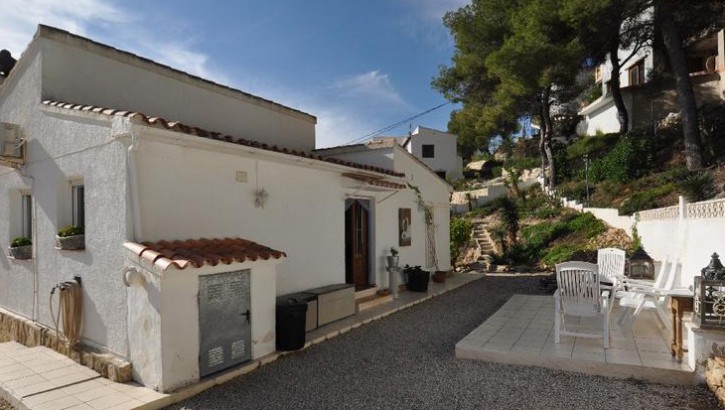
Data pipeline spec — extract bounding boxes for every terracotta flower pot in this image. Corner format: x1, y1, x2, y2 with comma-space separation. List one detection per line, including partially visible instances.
432, 271, 447, 283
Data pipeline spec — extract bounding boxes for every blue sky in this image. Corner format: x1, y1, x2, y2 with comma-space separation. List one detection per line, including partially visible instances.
0, 0, 468, 148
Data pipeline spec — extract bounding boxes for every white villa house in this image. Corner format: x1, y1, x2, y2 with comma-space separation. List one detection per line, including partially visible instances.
578, 27, 724, 136
373, 126, 464, 181
0, 26, 452, 392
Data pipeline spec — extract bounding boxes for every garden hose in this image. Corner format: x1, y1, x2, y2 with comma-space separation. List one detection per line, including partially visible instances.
49, 280, 83, 348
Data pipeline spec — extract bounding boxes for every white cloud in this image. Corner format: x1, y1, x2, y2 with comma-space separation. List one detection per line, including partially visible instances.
403, 0, 470, 21
392, 0, 470, 50
0, 0, 404, 149
330, 70, 410, 109
0, 0, 229, 84
0, 0, 127, 55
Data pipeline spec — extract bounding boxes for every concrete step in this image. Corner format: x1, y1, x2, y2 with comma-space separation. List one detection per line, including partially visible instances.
356, 293, 393, 312
355, 286, 380, 301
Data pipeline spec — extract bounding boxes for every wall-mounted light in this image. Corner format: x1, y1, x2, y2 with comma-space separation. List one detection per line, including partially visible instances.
254, 188, 269, 208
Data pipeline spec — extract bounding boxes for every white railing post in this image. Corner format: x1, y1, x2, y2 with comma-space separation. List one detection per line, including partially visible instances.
679, 195, 687, 220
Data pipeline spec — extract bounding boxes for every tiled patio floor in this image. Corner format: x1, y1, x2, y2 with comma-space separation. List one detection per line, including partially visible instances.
456, 294, 694, 385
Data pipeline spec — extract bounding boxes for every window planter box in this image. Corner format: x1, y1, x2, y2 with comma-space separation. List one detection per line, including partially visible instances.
8, 245, 32, 260
55, 234, 85, 250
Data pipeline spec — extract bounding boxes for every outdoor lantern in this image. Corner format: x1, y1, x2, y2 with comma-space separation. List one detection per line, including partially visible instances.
694, 253, 725, 329
627, 247, 654, 280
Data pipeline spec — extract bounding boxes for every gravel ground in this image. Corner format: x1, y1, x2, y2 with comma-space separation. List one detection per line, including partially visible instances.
170, 276, 720, 410
0, 398, 13, 410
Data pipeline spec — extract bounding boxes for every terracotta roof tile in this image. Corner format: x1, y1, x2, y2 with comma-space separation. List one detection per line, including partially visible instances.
123, 237, 286, 271
42, 100, 404, 178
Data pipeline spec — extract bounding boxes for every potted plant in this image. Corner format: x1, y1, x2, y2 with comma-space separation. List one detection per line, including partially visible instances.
56, 225, 85, 250
8, 237, 32, 260
432, 270, 448, 283
386, 247, 399, 268
403, 264, 430, 292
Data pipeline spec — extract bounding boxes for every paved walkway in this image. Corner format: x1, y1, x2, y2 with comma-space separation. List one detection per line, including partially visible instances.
0, 343, 166, 410
0, 273, 484, 410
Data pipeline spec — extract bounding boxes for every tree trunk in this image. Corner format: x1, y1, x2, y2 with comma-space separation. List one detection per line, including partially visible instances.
538, 116, 547, 188
609, 41, 629, 133
658, 1, 703, 170
541, 87, 556, 189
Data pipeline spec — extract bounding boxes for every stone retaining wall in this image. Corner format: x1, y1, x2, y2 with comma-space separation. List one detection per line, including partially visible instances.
0, 308, 132, 382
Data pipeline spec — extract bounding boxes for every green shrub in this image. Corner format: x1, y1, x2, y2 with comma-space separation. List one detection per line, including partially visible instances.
558, 180, 589, 203
518, 212, 605, 265
542, 244, 581, 267
567, 212, 606, 238
450, 217, 473, 262
589, 133, 655, 183
676, 169, 716, 202
618, 184, 675, 215
57, 225, 84, 237
505, 156, 540, 171
11, 237, 31, 247
566, 133, 620, 159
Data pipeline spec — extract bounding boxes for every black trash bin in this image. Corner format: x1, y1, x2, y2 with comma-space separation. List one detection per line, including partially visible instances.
276, 298, 308, 351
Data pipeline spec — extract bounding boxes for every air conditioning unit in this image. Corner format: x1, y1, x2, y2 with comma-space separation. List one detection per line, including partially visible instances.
0, 122, 25, 167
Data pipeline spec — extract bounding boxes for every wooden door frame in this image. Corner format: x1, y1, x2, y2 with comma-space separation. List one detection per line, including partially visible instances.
344, 198, 374, 290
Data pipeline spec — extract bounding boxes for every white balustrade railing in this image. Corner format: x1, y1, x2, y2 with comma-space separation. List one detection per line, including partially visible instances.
638, 205, 679, 221
687, 198, 725, 219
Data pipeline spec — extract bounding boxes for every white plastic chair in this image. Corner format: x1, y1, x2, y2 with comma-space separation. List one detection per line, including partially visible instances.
554, 261, 612, 348
597, 247, 626, 290
616, 257, 678, 328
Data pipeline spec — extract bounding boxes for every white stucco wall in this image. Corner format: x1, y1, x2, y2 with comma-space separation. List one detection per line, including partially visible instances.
0, 45, 132, 356
320, 144, 453, 275
39, 31, 316, 152
406, 127, 463, 181
636, 216, 725, 289
393, 147, 452, 272
132, 131, 351, 296
125, 256, 278, 392
0, 43, 43, 320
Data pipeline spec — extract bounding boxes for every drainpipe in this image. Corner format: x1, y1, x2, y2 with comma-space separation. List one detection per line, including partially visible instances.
127, 131, 142, 241
18, 167, 38, 321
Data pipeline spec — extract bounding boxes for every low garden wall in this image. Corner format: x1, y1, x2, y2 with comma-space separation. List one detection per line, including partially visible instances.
0, 308, 132, 382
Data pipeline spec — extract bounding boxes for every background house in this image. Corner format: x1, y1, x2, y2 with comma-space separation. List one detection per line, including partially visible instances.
578, 27, 724, 136
0, 25, 452, 391
373, 126, 464, 181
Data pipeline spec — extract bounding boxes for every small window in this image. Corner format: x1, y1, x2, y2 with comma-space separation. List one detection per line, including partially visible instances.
605, 81, 612, 95
422, 144, 435, 158
72, 185, 85, 229
21, 194, 32, 239
628, 60, 645, 86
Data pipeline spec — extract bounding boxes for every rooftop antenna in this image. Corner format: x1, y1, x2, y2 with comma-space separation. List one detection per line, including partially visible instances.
408, 123, 412, 136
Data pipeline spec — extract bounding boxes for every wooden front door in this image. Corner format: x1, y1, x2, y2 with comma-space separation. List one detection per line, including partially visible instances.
345, 199, 370, 291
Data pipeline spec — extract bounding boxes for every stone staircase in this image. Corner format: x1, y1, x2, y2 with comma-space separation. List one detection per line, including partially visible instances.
471, 219, 498, 272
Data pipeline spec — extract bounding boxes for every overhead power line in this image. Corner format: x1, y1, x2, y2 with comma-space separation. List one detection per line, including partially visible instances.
342, 101, 450, 146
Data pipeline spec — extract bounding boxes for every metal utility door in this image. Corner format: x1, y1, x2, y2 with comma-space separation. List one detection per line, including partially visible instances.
198, 270, 251, 378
